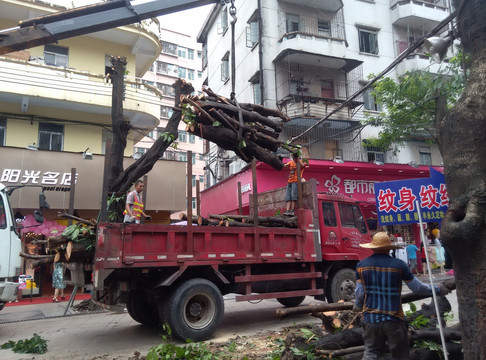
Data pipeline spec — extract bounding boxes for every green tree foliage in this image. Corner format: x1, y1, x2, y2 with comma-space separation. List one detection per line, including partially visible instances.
362, 52, 467, 152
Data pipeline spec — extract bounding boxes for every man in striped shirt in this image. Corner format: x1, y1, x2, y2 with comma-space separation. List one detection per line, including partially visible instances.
354, 232, 450, 359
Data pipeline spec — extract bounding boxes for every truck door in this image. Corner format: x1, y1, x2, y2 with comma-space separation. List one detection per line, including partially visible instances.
337, 202, 370, 256
318, 201, 342, 253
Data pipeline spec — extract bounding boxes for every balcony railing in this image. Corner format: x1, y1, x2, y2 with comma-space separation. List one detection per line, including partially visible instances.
390, 0, 448, 9
278, 94, 363, 122
0, 57, 160, 125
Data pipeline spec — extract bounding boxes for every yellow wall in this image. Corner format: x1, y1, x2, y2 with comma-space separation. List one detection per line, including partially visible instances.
6, 119, 38, 148
5, 117, 135, 157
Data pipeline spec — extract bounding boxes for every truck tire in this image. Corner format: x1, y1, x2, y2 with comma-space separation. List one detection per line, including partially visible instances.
127, 290, 159, 326
165, 278, 224, 341
326, 268, 356, 303
276, 296, 306, 307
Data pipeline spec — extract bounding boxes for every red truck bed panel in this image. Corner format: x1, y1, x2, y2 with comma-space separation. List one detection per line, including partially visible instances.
97, 219, 318, 269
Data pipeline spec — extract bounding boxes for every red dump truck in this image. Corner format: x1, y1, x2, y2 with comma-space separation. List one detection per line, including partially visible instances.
93, 179, 373, 341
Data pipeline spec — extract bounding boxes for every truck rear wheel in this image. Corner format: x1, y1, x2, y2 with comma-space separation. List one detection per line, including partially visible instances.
276, 296, 306, 307
127, 290, 159, 326
326, 268, 356, 303
165, 278, 224, 341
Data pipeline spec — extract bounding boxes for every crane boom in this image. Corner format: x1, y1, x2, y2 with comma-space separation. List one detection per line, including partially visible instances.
0, 0, 227, 55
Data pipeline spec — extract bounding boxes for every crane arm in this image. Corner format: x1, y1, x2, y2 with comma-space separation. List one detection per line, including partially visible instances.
0, 0, 228, 55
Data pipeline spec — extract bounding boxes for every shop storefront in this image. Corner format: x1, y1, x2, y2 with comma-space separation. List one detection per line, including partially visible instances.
0, 146, 186, 298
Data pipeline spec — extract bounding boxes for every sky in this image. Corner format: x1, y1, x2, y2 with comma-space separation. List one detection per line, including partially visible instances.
57, 0, 212, 37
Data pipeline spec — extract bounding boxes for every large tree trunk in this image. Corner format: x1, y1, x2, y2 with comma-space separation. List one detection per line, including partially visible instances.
438, 1, 486, 358
108, 79, 194, 195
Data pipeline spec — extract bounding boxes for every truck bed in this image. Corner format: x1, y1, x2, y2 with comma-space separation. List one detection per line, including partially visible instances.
96, 209, 318, 269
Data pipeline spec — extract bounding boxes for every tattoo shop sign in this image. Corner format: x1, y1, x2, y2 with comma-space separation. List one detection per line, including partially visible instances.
374, 168, 449, 226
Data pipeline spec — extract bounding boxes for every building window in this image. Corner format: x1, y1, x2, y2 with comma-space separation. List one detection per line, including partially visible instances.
192, 175, 197, 187
189, 134, 196, 144
363, 88, 382, 111
101, 129, 112, 154
419, 147, 432, 165
199, 175, 204, 184
134, 147, 147, 155
178, 46, 187, 58
246, 12, 259, 47
358, 28, 379, 55
221, 52, 229, 82
44, 45, 69, 67
198, 71, 203, 79
286, 14, 300, 33
160, 105, 173, 119
252, 83, 261, 104
199, 154, 204, 161
197, 50, 202, 59
188, 69, 195, 81
0, 118, 5, 146
157, 83, 175, 97
179, 131, 187, 143
365, 145, 385, 163
192, 197, 196, 210
179, 152, 187, 162
38, 123, 63, 151
156, 61, 178, 76
318, 20, 331, 37
192, 153, 196, 165
162, 41, 177, 55
217, 7, 228, 34
187, 49, 194, 60
178, 67, 187, 79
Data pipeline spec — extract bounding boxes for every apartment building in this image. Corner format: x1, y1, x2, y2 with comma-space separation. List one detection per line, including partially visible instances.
140, 28, 206, 216
0, 0, 185, 219
198, 0, 452, 186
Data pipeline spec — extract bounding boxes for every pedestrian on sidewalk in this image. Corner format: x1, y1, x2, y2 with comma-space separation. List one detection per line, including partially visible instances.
406, 241, 420, 276
354, 232, 450, 359
52, 261, 65, 303
432, 229, 446, 274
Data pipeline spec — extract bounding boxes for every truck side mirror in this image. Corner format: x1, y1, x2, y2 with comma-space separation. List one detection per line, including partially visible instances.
39, 192, 50, 210
34, 210, 44, 224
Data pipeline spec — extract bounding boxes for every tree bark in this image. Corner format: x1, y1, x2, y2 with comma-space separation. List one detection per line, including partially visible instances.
438, 1, 486, 357
109, 79, 194, 194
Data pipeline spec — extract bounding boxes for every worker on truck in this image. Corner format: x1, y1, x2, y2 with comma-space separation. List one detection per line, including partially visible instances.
123, 180, 151, 224
283, 154, 306, 216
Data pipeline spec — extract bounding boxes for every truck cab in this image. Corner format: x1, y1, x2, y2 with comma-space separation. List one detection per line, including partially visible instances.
315, 193, 372, 303
0, 184, 22, 309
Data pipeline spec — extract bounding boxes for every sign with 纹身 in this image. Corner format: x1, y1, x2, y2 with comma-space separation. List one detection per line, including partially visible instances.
374, 168, 449, 226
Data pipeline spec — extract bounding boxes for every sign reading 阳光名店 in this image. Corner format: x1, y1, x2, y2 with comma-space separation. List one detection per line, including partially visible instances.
374, 168, 449, 226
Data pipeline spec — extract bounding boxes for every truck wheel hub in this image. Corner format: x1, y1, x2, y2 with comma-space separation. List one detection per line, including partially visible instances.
189, 302, 202, 316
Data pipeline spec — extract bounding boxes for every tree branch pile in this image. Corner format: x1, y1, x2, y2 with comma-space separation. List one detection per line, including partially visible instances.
279, 279, 463, 359
180, 88, 295, 170
19, 212, 96, 268
180, 213, 298, 228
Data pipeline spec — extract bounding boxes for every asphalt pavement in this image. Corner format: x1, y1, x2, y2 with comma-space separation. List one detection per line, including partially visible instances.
0, 271, 458, 360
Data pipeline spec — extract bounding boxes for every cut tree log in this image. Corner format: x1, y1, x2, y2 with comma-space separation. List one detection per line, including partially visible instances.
19, 252, 54, 260
276, 278, 456, 318
195, 100, 284, 132
197, 124, 284, 170
58, 211, 96, 226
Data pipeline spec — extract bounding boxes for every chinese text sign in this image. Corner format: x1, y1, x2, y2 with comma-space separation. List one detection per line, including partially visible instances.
374, 168, 449, 226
